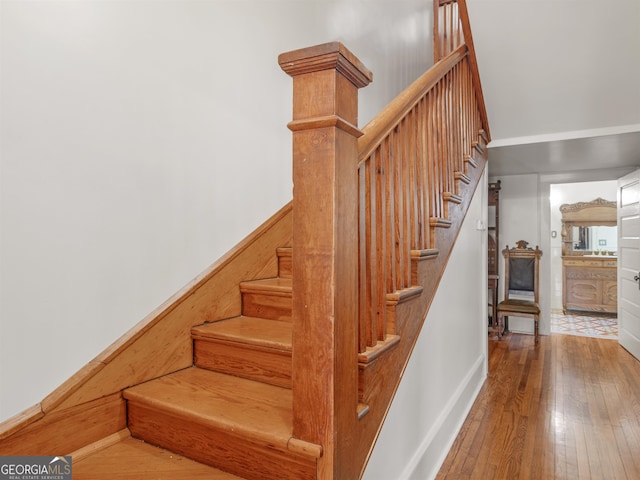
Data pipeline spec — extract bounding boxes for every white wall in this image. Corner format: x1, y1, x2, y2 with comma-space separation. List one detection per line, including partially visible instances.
363, 172, 488, 480
0, 0, 433, 422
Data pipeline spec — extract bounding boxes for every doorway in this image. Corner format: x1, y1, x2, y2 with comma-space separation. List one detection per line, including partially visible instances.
549, 180, 618, 340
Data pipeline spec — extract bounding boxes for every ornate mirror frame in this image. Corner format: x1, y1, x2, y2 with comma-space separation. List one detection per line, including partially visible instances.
560, 197, 617, 256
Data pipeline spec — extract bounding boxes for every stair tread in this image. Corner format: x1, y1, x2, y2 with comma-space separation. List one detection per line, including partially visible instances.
240, 277, 292, 293
74, 436, 243, 479
192, 316, 292, 351
124, 368, 293, 448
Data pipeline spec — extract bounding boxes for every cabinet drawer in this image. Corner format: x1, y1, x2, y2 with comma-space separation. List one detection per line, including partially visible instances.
563, 259, 617, 267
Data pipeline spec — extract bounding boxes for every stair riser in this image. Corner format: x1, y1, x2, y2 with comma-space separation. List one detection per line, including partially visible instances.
277, 249, 292, 278
194, 339, 292, 388
127, 402, 315, 480
242, 292, 291, 321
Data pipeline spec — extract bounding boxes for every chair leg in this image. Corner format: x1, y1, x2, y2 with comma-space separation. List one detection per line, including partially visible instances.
534, 315, 539, 344
496, 313, 502, 339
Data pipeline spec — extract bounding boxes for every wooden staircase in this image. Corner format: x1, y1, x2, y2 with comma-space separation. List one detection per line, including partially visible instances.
123, 250, 315, 480
69, 246, 315, 479
0, 2, 491, 478
192, 248, 294, 389
70, 235, 447, 479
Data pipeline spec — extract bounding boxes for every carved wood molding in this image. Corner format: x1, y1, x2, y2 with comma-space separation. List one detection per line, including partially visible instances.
560, 197, 616, 214
278, 41, 373, 88
560, 197, 617, 256
565, 269, 617, 280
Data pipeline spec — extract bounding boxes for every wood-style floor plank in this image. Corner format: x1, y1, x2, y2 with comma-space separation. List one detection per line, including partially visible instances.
437, 333, 640, 480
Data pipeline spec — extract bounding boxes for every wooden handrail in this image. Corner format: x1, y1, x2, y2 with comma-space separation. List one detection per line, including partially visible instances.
358, 45, 468, 164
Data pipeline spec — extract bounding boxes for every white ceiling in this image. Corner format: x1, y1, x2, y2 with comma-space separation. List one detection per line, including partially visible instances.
466, 0, 640, 177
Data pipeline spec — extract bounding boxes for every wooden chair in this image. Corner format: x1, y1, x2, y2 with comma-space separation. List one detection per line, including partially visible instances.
496, 240, 542, 343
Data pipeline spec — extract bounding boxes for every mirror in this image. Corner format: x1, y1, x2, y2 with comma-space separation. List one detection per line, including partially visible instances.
571, 225, 617, 253
560, 198, 617, 256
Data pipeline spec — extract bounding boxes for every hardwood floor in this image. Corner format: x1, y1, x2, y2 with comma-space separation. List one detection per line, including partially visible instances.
437, 333, 640, 479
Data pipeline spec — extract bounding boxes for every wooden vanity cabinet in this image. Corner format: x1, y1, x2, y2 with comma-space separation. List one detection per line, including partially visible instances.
560, 197, 617, 315
562, 256, 617, 314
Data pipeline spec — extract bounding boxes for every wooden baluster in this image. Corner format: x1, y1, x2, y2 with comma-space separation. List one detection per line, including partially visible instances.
438, 80, 448, 214
279, 42, 372, 479
358, 162, 371, 352
435, 95, 441, 220
442, 3, 447, 54
471, 76, 480, 139
399, 119, 408, 290
445, 72, 454, 199
397, 128, 405, 290
447, 2, 456, 55
462, 59, 471, 163
444, 72, 453, 196
414, 100, 423, 250
454, 69, 461, 185
384, 136, 396, 295
453, 2, 459, 49
437, 79, 444, 202
434, 1, 442, 61
427, 89, 440, 224
391, 130, 400, 292
374, 146, 387, 344
449, 72, 457, 195
423, 89, 436, 221
463, 63, 471, 164
402, 115, 413, 287
450, 66, 459, 181
453, 64, 463, 179
415, 98, 427, 250
462, 66, 469, 168
420, 97, 431, 249
456, 2, 460, 49
408, 108, 420, 252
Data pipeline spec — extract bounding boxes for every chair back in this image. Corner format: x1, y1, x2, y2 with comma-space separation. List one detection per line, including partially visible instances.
502, 240, 542, 303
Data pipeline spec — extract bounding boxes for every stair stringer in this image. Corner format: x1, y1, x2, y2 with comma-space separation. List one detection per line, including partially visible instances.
353, 148, 487, 478
0, 202, 293, 455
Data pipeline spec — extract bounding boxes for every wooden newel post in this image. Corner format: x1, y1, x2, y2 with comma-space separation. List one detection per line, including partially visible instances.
279, 42, 372, 477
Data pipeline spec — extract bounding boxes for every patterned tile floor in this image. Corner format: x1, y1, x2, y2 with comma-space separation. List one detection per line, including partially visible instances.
550, 310, 618, 339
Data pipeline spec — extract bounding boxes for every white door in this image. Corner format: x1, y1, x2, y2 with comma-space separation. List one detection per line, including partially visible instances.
617, 169, 640, 361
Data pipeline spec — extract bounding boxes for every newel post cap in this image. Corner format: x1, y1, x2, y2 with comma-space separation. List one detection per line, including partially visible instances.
278, 41, 373, 88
